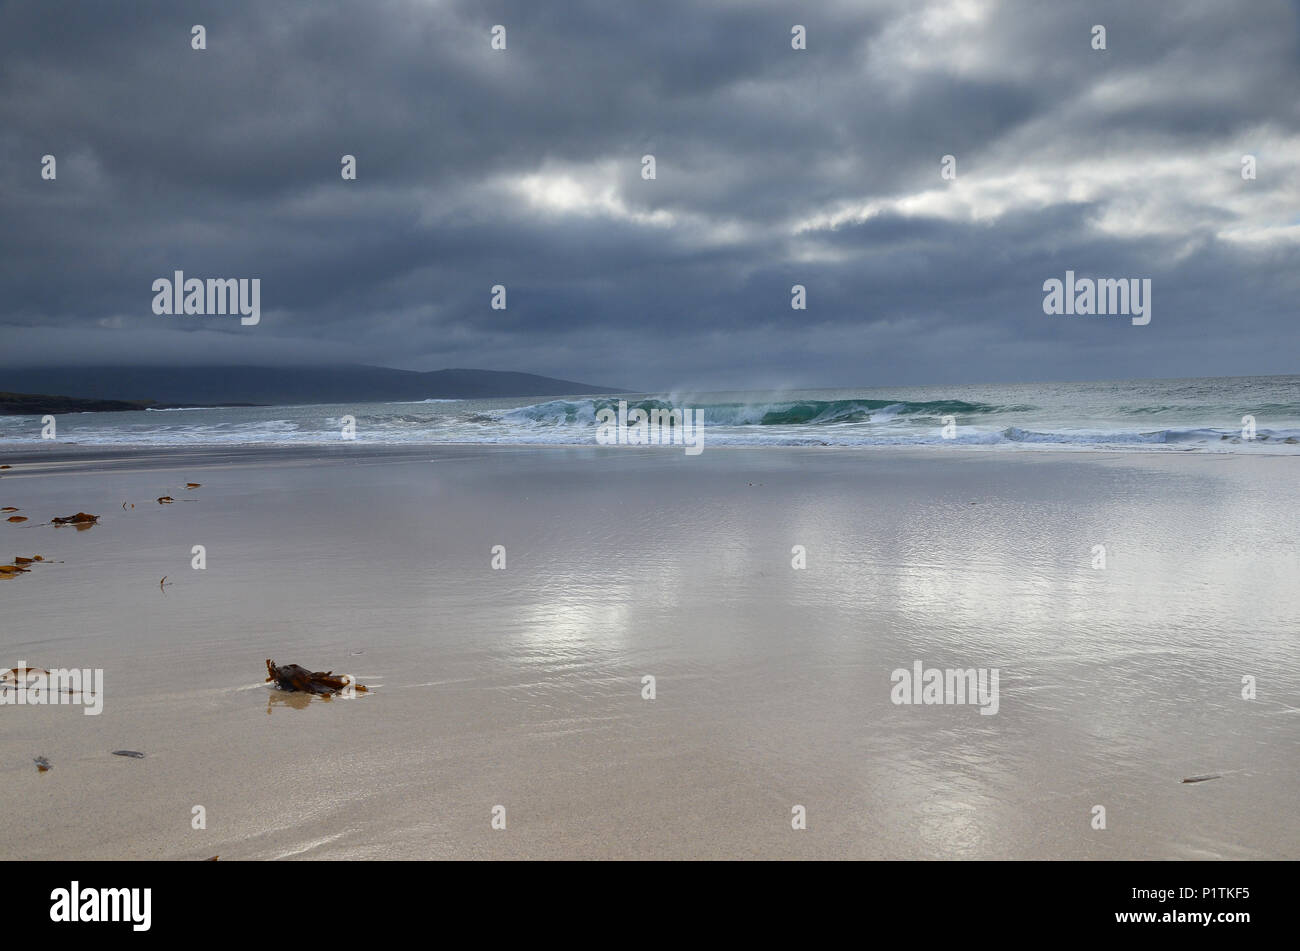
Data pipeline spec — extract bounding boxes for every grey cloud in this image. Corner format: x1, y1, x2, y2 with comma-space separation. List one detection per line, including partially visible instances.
1, 0, 1297, 389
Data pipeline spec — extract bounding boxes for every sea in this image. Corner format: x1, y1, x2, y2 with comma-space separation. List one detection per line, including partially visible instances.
2, 375, 1299, 452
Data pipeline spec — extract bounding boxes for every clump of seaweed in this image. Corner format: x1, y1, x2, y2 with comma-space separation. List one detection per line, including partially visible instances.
51, 512, 99, 526
1, 555, 46, 577
265, 659, 368, 696
2, 667, 50, 685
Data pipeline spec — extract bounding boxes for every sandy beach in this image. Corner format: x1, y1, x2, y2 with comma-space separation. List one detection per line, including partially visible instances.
1, 444, 1297, 860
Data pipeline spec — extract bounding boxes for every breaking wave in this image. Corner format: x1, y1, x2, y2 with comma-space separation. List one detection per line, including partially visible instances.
5, 378, 1300, 453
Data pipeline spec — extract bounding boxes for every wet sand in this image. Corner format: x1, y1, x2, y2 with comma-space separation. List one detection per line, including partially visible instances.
0, 444, 1297, 859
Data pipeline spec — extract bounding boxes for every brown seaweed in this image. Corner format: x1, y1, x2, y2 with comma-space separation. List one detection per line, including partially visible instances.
4, 667, 50, 680
1181, 774, 1222, 784
157, 496, 174, 504
111, 750, 146, 759
6, 516, 27, 523
51, 512, 99, 525
34, 756, 50, 772
265, 659, 368, 695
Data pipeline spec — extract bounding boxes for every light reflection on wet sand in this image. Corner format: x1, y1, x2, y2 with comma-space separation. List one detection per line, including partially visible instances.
0, 446, 1296, 859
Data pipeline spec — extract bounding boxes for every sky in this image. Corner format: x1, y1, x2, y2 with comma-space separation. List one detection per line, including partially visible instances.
1, 0, 1297, 391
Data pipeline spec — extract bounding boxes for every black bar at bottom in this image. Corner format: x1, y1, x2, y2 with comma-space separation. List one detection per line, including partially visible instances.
17, 860, 1282, 937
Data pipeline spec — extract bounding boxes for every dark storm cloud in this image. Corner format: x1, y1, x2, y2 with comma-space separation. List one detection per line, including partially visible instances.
1, 0, 1297, 389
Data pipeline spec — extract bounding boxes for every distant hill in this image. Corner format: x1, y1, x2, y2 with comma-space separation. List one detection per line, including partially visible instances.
0, 366, 621, 407
0, 392, 157, 415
